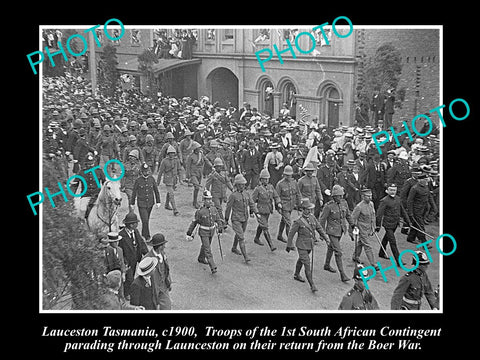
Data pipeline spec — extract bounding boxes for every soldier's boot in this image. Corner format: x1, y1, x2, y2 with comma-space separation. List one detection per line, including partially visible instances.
170, 194, 179, 216
192, 188, 200, 209
231, 236, 241, 255
165, 193, 173, 210
352, 244, 362, 263
277, 221, 287, 243
197, 246, 208, 264
365, 247, 379, 270
305, 269, 318, 292
253, 227, 264, 246
294, 260, 305, 282
335, 254, 350, 282
263, 229, 276, 251
239, 241, 251, 263
323, 248, 337, 273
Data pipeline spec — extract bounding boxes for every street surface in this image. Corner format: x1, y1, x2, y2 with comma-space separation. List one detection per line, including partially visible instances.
115, 178, 440, 311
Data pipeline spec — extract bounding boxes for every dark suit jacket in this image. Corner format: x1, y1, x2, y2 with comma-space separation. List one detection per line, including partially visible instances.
118, 228, 148, 269
145, 249, 172, 294
130, 276, 157, 310
241, 148, 262, 173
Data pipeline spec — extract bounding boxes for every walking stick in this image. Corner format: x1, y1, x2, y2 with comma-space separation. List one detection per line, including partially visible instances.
373, 231, 393, 259
409, 222, 436, 239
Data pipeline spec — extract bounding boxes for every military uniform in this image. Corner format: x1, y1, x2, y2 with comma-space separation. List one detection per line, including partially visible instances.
205, 168, 233, 225
275, 176, 301, 242
351, 199, 376, 266
391, 267, 438, 310
338, 284, 379, 310
225, 185, 258, 262
121, 158, 141, 206
319, 196, 354, 281
185, 149, 205, 208
142, 143, 160, 174
297, 174, 323, 206
287, 208, 328, 292
251, 181, 281, 250
406, 182, 430, 244
186, 203, 224, 273
157, 155, 181, 215
131, 169, 161, 241
298, 172, 324, 218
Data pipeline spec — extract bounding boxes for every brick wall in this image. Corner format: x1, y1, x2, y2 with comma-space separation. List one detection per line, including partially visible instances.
355, 28, 440, 127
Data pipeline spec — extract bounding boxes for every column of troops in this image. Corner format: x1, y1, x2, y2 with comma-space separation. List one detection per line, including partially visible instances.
42, 74, 440, 310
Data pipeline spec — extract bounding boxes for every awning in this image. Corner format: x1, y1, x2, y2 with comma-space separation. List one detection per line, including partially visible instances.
117, 57, 201, 75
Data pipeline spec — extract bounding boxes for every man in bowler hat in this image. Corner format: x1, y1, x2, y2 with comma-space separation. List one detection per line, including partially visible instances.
118, 212, 148, 299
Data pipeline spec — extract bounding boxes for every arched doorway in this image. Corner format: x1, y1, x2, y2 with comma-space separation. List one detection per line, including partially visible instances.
256, 76, 274, 116
278, 78, 298, 119
206, 67, 239, 108
318, 81, 343, 128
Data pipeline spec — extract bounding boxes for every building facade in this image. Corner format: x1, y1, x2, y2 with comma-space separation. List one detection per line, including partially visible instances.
95, 27, 439, 129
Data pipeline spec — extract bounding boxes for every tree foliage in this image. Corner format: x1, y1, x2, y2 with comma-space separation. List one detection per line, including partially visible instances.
138, 49, 159, 98
358, 43, 404, 109
98, 44, 120, 98
42, 159, 107, 310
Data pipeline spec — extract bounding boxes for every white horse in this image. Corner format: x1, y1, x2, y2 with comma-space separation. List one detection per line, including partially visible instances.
78, 179, 123, 234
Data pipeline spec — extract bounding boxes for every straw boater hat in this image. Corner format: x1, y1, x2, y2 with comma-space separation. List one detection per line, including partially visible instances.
107, 232, 122, 242
137, 257, 158, 277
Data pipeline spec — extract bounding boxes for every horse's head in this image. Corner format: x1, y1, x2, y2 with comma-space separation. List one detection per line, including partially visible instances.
103, 179, 122, 206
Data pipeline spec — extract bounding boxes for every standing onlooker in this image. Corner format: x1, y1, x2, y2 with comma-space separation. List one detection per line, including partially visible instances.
131, 163, 161, 241
130, 257, 159, 310
144, 233, 173, 310
118, 213, 148, 300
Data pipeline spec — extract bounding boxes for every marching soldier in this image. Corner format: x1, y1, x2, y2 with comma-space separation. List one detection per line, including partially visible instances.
131, 163, 161, 242
251, 169, 281, 251
391, 251, 438, 310
120, 150, 141, 207
185, 141, 205, 209
406, 173, 430, 245
338, 263, 379, 310
275, 165, 301, 243
205, 157, 233, 228
157, 145, 181, 216
225, 174, 258, 263
298, 162, 324, 218
319, 184, 355, 282
286, 198, 329, 293
351, 188, 378, 269
186, 190, 224, 274
141, 134, 160, 174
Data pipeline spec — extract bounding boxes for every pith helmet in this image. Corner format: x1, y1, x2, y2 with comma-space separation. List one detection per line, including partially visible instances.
259, 169, 270, 179
331, 184, 345, 196
128, 149, 139, 159
213, 157, 224, 166
300, 198, 315, 209
167, 145, 176, 154
304, 162, 315, 171
234, 174, 247, 185
283, 165, 294, 175
166, 132, 174, 139
414, 251, 430, 265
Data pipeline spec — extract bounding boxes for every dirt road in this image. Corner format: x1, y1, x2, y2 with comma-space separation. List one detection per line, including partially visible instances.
116, 180, 440, 311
